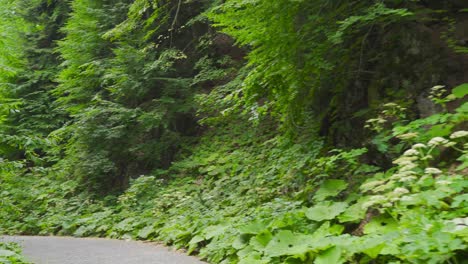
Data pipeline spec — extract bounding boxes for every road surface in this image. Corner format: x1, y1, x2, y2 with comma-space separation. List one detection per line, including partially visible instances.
0, 236, 206, 264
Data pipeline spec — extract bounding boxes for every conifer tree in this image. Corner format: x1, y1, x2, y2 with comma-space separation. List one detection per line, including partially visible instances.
0, 0, 68, 164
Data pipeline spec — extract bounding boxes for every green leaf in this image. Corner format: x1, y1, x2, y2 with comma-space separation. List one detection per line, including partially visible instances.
363, 215, 398, 235
237, 245, 257, 258
358, 236, 395, 258
250, 231, 273, 251
427, 124, 454, 138
314, 180, 348, 201
238, 255, 268, 264
189, 235, 205, 245
239, 221, 267, 234
314, 246, 343, 264
188, 235, 205, 254
204, 224, 230, 239
306, 202, 348, 222
338, 200, 368, 223
452, 83, 468, 98
137, 225, 154, 239
73, 226, 90, 237
329, 224, 345, 235
284, 256, 306, 264
452, 193, 468, 208
263, 230, 314, 257
456, 154, 468, 171
310, 222, 333, 240
362, 243, 386, 258
232, 235, 248, 250
0, 249, 15, 257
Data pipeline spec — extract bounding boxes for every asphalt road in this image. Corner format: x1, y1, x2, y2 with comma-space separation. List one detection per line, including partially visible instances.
0, 236, 206, 264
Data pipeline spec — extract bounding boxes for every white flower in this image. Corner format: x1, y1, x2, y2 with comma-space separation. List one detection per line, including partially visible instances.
450, 131, 468, 139
398, 160, 415, 166
444, 141, 457, 147
446, 218, 468, 231
425, 167, 442, 174
399, 196, 414, 203
436, 180, 452, 185
390, 173, 403, 180
428, 137, 449, 146
454, 225, 467, 231
403, 149, 419, 156
377, 118, 386, 124
398, 133, 418, 140
361, 180, 386, 191
374, 182, 394, 192
400, 163, 417, 172
393, 156, 417, 165
393, 187, 410, 195
362, 195, 385, 208
412, 143, 426, 149
401, 171, 417, 176
450, 217, 468, 226
399, 176, 417, 182
390, 171, 417, 180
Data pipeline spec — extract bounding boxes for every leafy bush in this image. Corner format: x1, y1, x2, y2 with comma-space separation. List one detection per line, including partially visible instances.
5, 92, 467, 263
0, 243, 30, 264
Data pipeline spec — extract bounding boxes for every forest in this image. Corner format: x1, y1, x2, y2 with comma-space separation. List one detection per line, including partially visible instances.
0, 0, 467, 263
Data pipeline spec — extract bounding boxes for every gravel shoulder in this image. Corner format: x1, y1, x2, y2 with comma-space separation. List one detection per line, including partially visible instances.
0, 236, 206, 264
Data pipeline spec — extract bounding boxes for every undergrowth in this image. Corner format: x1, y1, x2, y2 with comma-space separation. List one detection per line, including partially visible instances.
1, 85, 467, 263
0, 243, 30, 264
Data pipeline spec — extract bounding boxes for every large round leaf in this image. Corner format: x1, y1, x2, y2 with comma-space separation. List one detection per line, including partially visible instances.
306, 202, 348, 222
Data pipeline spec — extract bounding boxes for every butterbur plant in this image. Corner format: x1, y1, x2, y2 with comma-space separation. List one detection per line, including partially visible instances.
429, 85, 456, 109
365, 103, 407, 133
0, 243, 30, 264
367, 84, 468, 162
360, 131, 467, 262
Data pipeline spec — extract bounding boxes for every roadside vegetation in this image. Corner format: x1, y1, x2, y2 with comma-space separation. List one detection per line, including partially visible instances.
0, 243, 30, 264
0, 0, 467, 263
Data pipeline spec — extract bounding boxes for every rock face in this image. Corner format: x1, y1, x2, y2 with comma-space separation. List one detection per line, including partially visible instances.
416, 92, 442, 118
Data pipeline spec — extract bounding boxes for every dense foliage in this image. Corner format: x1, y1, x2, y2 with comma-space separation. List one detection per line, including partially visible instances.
0, 0, 467, 263
0, 243, 30, 264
